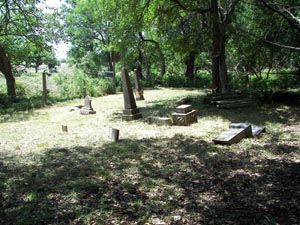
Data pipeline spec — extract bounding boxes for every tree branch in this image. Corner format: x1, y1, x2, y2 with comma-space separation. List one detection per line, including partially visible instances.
170, 0, 211, 14
260, 0, 300, 33
238, 27, 300, 51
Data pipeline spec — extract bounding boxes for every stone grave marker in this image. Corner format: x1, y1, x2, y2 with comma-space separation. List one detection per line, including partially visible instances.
213, 125, 252, 145
80, 96, 96, 115
121, 68, 142, 121
229, 123, 266, 137
134, 68, 144, 100
172, 104, 197, 126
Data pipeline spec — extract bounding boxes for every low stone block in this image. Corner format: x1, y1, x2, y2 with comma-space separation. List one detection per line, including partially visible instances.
229, 123, 266, 137
147, 116, 173, 126
172, 110, 197, 126
80, 108, 96, 115
122, 113, 142, 121
122, 107, 142, 121
175, 104, 192, 113
213, 125, 252, 145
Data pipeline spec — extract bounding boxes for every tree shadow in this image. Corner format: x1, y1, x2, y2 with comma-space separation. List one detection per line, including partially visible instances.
0, 110, 46, 123
140, 94, 300, 126
1, 134, 299, 224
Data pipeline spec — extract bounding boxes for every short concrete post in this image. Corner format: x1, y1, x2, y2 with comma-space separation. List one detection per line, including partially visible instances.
62, 125, 68, 132
111, 128, 120, 142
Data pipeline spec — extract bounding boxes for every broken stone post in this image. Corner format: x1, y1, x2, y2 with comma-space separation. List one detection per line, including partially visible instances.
121, 67, 142, 121
134, 68, 144, 100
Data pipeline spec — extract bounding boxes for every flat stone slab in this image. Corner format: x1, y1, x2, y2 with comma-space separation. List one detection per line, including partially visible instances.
175, 104, 192, 113
172, 110, 197, 126
229, 123, 266, 137
213, 125, 252, 145
147, 116, 173, 126
80, 108, 96, 115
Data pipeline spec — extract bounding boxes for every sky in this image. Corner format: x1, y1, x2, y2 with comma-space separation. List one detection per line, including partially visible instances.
44, 0, 69, 60
45, 0, 63, 8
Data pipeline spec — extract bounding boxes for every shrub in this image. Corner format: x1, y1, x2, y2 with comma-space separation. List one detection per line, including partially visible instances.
16, 81, 31, 98
54, 70, 116, 100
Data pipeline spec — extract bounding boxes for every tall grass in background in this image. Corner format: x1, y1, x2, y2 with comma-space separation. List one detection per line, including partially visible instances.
0, 68, 116, 114
53, 70, 115, 100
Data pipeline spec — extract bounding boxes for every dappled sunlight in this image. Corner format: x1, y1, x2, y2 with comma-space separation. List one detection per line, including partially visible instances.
1, 135, 300, 224
1, 88, 300, 224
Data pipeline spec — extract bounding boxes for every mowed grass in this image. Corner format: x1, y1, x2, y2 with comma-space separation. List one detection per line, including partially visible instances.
0, 88, 300, 225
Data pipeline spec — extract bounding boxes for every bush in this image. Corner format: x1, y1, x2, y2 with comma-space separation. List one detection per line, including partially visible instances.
54, 70, 116, 100
16, 81, 31, 98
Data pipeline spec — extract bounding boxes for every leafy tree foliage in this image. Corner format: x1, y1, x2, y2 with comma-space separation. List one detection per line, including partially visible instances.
0, 0, 59, 101
61, 0, 300, 93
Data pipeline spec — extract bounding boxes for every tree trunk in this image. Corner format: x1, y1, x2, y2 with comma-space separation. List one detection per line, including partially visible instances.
139, 32, 166, 76
108, 52, 117, 88
211, 0, 221, 93
219, 26, 229, 92
144, 47, 152, 85
211, 0, 229, 93
137, 48, 144, 80
0, 45, 16, 101
185, 52, 195, 79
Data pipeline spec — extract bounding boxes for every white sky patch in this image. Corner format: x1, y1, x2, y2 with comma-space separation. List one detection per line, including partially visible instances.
41, 0, 69, 60
54, 42, 71, 60
45, 0, 63, 8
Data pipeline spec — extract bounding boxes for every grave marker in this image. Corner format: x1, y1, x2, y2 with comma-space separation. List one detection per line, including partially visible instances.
121, 68, 142, 121
213, 125, 252, 145
172, 104, 197, 126
229, 123, 266, 137
80, 96, 96, 115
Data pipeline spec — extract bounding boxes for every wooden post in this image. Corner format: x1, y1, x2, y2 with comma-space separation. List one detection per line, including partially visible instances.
42, 71, 47, 104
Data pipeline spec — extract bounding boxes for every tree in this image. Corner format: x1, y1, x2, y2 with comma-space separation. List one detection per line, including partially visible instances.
63, 0, 115, 77
0, 0, 51, 101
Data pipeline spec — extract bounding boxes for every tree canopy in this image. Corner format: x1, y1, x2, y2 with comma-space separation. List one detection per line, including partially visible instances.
1, 0, 300, 101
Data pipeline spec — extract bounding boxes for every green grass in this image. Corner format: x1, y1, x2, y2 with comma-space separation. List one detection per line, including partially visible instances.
0, 88, 300, 225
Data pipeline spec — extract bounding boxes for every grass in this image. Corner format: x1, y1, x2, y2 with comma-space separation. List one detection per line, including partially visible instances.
0, 88, 300, 225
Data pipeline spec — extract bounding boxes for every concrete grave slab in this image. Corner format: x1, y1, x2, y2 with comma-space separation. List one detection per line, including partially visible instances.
229, 123, 266, 137
213, 125, 252, 145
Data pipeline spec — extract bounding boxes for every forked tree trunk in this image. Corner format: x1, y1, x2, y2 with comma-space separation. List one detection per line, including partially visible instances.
139, 32, 166, 76
0, 45, 16, 101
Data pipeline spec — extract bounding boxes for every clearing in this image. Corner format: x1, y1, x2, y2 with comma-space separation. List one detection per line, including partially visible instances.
0, 88, 300, 225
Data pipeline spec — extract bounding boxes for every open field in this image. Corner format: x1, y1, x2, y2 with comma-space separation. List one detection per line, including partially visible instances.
0, 88, 300, 224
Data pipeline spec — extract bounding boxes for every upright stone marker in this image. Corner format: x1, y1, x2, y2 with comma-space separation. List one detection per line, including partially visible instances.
121, 68, 142, 121
80, 96, 96, 115
134, 68, 144, 100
